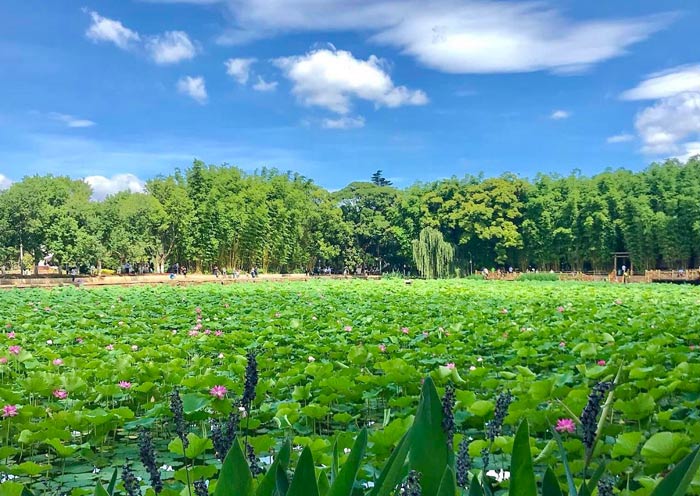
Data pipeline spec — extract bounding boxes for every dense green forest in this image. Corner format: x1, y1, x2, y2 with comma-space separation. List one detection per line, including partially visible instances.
2, 157, 700, 275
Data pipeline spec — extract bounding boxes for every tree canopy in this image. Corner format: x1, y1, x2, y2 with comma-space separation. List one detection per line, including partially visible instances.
2, 156, 700, 274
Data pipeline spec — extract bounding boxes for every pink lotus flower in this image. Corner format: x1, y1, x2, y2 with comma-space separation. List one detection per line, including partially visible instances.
344, 325, 352, 332
500, 308, 508, 314
105, 344, 114, 351
224, 303, 230, 308
7, 331, 15, 339
597, 360, 607, 366
614, 299, 622, 305
194, 323, 202, 330
557, 306, 565, 313
75, 337, 84, 344
52, 358, 64, 366
8, 345, 21, 355
378, 344, 386, 352
118, 381, 132, 389
210, 385, 227, 399
131, 345, 138, 351
195, 307, 202, 314
204, 329, 211, 335
188, 330, 199, 337
53, 389, 68, 399
691, 345, 696, 351
275, 312, 281, 318
401, 327, 409, 334
559, 342, 566, 348
0, 357, 7, 364
446, 362, 456, 369
215, 330, 223, 336
44, 307, 51, 312
555, 418, 576, 433
2, 405, 18, 418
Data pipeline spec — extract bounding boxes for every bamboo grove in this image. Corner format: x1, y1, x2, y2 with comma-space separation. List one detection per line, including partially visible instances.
2, 156, 700, 275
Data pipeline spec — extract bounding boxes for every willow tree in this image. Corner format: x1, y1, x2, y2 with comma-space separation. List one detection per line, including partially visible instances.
412, 227, 455, 278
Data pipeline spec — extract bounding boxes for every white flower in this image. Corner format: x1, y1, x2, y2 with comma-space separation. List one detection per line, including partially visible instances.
239, 406, 248, 418
91, 467, 101, 474
477, 357, 483, 362
46, 340, 53, 345
469, 365, 477, 371
363, 481, 375, 488
486, 469, 510, 482
343, 448, 351, 454
308, 356, 315, 362
159, 464, 174, 472
218, 353, 224, 359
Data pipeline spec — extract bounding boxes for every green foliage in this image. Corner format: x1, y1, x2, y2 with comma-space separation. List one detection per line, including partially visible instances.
517, 272, 560, 281
411, 227, 455, 279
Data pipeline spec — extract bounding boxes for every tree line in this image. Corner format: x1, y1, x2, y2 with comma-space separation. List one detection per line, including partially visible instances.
1, 157, 699, 276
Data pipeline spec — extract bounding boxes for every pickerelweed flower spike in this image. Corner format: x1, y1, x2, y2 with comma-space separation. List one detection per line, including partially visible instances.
242, 350, 258, 410
441, 383, 456, 451
597, 478, 614, 496
487, 391, 513, 442
138, 428, 163, 494
121, 461, 142, 496
580, 382, 613, 457
481, 447, 490, 471
456, 438, 471, 488
193, 479, 208, 496
402, 470, 422, 496
170, 388, 189, 449
246, 442, 264, 476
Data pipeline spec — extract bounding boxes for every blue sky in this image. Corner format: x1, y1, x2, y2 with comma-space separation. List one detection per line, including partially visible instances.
1, 0, 700, 198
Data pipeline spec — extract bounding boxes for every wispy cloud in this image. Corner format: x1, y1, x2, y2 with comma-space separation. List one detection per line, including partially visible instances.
322, 115, 366, 130
606, 133, 634, 144
177, 76, 208, 104
48, 112, 96, 128
146, 31, 197, 64
224, 58, 256, 84
201, 0, 671, 75
621, 64, 700, 100
252, 76, 278, 92
84, 10, 140, 50
550, 110, 570, 120
0, 174, 12, 190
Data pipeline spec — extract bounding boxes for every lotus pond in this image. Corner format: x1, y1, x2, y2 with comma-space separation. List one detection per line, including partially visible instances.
1, 279, 699, 495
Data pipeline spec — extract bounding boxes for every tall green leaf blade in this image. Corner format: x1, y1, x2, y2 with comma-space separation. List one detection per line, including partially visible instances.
468, 477, 484, 496
368, 430, 412, 496
331, 438, 340, 484
318, 471, 331, 496
649, 446, 700, 496
436, 466, 457, 496
581, 463, 605, 495
275, 464, 289, 496
214, 439, 254, 496
542, 467, 563, 496
257, 440, 292, 496
550, 426, 578, 496
287, 446, 320, 496
328, 429, 367, 496
408, 377, 449, 496
93, 483, 109, 496
107, 468, 118, 495
509, 421, 537, 496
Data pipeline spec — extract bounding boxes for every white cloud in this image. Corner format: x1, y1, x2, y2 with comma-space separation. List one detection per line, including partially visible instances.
0, 174, 12, 190
146, 31, 197, 64
177, 76, 208, 104
206, 0, 668, 75
274, 48, 427, 114
252, 76, 278, 92
84, 174, 145, 200
225, 58, 256, 84
634, 92, 700, 155
322, 115, 366, 129
606, 133, 634, 144
85, 10, 140, 50
550, 110, 570, 120
677, 142, 700, 162
48, 113, 96, 128
621, 64, 700, 100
